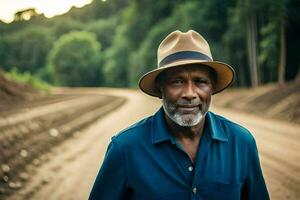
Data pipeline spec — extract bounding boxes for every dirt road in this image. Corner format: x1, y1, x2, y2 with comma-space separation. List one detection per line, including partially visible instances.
5, 88, 300, 200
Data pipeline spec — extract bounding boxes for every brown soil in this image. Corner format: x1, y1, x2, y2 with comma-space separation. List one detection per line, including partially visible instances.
0, 83, 126, 199
1, 73, 299, 200
5, 88, 300, 200
0, 72, 42, 112
213, 81, 300, 124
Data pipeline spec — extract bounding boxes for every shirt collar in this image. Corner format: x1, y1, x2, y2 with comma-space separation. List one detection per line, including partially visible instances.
151, 107, 228, 144
151, 107, 177, 144
206, 111, 228, 142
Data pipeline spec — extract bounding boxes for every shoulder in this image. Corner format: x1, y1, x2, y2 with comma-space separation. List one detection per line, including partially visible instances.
111, 114, 153, 147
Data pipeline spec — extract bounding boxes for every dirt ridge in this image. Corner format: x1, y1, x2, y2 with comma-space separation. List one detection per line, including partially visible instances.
0, 94, 125, 199
213, 82, 300, 124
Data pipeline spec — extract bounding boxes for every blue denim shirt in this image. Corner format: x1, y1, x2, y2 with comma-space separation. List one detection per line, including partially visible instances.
89, 107, 269, 200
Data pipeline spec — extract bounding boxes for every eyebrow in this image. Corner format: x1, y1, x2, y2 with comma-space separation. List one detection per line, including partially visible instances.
156, 67, 213, 81
168, 71, 210, 79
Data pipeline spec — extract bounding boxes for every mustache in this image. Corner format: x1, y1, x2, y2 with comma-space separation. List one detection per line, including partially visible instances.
176, 99, 202, 106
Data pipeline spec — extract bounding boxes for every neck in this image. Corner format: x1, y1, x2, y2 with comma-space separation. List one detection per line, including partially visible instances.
164, 113, 206, 141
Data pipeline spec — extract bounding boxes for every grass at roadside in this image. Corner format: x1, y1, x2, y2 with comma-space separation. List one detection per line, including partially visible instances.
4, 68, 51, 94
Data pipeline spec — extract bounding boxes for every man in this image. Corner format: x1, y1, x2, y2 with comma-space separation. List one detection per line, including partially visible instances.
89, 30, 270, 200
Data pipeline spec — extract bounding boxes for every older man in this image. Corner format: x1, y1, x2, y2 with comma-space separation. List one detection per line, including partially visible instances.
89, 30, 269, 200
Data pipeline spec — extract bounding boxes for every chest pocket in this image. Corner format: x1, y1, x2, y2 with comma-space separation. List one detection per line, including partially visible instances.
197, 181, 242, 200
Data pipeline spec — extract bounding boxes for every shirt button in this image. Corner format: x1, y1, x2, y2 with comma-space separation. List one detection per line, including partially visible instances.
188, 166, 193, 172
192, 187, 197, 194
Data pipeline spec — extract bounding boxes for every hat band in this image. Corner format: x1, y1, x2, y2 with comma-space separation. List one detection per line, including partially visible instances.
159, 51, 212, 67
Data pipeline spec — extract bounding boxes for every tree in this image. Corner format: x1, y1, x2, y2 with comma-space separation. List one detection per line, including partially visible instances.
14, 8, 39, 21
128, 0, 234, 87
258, 0, 288, 84
223, 6, 250, 87
47, 31, 103, 86
102, 29, 130, 87
238, 0, 261, 87
270, 0, 287, 85
0, 26, 53, 73
1, 0, 298, 88
128, 1, 200, 86
52, 17, 84, 38
278, 16, 286, 85
128, 18, 175, 86
84, 17, 119, 50
259, 23, 279, 83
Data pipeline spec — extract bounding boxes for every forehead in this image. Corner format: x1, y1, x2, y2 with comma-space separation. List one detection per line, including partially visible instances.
162, 64, 212, 78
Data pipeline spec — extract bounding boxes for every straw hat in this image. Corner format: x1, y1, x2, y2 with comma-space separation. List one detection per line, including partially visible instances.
138, 30, 235, 97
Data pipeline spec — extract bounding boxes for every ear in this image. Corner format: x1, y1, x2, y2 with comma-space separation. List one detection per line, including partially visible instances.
154, 77, 164, 99
155, 84, 163, 99
156, 87, 163, 99
158, 93, 162, 99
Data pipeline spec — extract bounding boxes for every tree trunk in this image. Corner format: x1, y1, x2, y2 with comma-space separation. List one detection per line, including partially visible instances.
295, 65, 300, 84
278, 17, 286, 86
246, 13, 259, 87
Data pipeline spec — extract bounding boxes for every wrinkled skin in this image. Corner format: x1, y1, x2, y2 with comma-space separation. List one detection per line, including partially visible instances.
160, 65, 214, 128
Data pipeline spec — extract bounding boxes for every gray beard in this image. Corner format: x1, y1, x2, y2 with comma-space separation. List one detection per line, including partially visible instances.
162, 98, 207, 127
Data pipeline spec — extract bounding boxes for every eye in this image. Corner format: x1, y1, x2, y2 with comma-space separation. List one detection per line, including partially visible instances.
194, 78, 209, 84
170, 79, 184, 85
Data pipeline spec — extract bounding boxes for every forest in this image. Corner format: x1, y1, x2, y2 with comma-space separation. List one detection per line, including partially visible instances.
0, 0, 299, 88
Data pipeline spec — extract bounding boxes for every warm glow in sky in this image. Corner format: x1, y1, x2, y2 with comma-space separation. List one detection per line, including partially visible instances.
0, 0, 93, 23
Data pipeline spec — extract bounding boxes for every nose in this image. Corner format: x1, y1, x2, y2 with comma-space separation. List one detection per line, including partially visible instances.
182, 80, 197, 100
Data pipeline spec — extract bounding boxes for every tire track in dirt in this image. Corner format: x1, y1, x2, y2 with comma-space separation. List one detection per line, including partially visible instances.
0, 92, 126, 199
212, 106, 300, 200
4, 88, 299, 200
7, 88, 161, 200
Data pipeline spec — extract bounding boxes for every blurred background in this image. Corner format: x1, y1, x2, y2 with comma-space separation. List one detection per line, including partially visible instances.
0, 0, 299, 199
0, 0, 299, 88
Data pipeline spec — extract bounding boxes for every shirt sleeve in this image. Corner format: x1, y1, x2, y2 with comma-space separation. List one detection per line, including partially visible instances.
89, 137, 129, 200
241, 137, 270, 200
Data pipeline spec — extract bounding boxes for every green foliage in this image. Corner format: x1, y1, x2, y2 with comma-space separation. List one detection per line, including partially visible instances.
103, 31, 130, 87
0, 0, 299, 87
52, 17, 84, 37
67, 0, 130, 21
259, 23, 279, 69
100, 0, 180, 87
0, 26, 54, 73
222, 5, 250, 86
258, 0, 287, 83
47, 31, 103, 86
84, 17, 119, 50
5, 68, 51, 93
128, 15, 178, 86
128, 0, 233, 86
119, 0, 181, 51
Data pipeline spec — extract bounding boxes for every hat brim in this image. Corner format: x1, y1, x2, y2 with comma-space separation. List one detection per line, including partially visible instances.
138, 59, 235, 98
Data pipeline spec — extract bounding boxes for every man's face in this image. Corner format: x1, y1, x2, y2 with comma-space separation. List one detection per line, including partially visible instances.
160, 65, 213, 127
